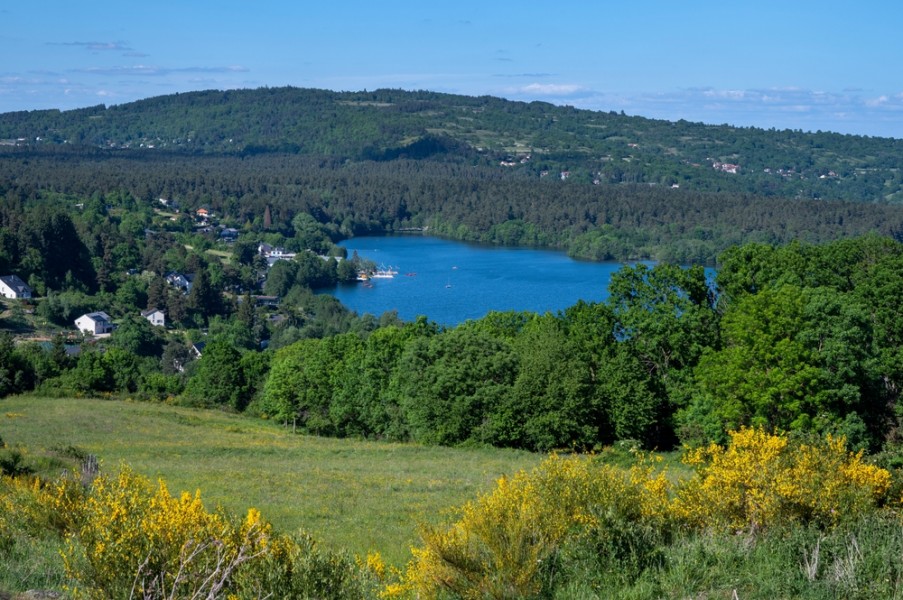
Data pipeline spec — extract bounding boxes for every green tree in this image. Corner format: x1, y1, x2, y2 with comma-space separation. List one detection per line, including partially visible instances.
684, 284, 876, 446
110, 315, 164, 358
181, 340, 247, 410
187, 267, 222, 325
0, 332, 32, 397
561, 301, 662, 445
608, 263, 719, 438
260, 337, 343, 432
262, 260, 297, 297
397, 327, 517, 446
490, 314, 590, 451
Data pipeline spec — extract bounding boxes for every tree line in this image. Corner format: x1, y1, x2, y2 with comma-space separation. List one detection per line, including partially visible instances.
251, 234, 903, 452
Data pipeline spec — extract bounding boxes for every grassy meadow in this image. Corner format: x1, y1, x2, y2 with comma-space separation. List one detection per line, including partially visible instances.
0, 395, 540, 566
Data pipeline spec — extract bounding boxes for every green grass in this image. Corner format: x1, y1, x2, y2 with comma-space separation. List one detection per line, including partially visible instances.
0, 396, 539, 566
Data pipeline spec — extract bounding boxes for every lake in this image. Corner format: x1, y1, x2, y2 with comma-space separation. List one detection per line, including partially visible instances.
325, 236, 641, 326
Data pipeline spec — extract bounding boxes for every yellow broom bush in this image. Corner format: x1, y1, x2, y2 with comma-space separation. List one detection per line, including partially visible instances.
59, 465, 269, 599
391, 430, 894, 599
394, 453, 672, 600
672, 427, 891, 532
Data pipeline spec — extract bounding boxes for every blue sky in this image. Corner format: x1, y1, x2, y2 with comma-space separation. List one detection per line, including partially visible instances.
3, 1, 902, 138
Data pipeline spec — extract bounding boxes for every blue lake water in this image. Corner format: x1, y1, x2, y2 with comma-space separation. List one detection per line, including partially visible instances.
325, 236, 641, 326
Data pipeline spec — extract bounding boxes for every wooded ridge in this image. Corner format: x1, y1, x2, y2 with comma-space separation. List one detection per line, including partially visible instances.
2, 86, 902, 203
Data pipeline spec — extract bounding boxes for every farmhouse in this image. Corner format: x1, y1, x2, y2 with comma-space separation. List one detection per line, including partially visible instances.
75, 311, 115, 335
0, 275, 32, 299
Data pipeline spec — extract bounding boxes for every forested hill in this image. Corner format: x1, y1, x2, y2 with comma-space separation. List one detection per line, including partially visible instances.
2, 86, 903, 203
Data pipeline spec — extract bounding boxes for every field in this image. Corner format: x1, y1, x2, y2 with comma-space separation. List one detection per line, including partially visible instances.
0, 396, 540, 566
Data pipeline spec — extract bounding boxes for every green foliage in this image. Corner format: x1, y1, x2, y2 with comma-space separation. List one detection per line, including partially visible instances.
181, 339, 247, 410
231, 531, 380, 600
0, 331, 34, 397
397, 327, 517, 446
109, 314, 164, 357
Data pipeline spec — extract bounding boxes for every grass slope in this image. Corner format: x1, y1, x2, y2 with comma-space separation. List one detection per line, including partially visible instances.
0, 396, 539, 566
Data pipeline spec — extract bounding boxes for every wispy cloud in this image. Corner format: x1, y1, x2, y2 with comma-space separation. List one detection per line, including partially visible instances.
562, 86, 903, 137
80, 65, 249, 77
509, 82, 586, 97
54, 41, 135, 53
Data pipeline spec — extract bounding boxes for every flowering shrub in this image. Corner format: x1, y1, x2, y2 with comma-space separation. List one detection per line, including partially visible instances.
392, 430, 894, 599
2, 463, 380, 599
394, 454, 671, 599
60, 465, 269, 599
672, 427, 891, 531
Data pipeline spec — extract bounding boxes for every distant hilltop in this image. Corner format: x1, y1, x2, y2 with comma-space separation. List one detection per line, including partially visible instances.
1, 86, 902, 203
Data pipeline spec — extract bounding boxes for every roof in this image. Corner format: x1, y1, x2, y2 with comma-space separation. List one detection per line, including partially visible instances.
0, 274, 31, 291
80, 311, 112, 323
141, 308, 163, 317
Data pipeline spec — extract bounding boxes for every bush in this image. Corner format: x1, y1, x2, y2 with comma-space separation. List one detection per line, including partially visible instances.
231, 531, 381, 599
672, 427, 891, 532
394, 454, 671, 599
60, 466, 269, 599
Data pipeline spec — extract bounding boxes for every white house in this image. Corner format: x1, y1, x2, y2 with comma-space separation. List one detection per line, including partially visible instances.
0, 275, 32, 299
165, 272, 194, 294
258, 243, 296, 267
141, 308, 165, 327
75, 312, 114, 335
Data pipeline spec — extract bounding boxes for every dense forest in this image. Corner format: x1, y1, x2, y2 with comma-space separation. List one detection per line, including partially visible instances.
2, 86, 903, 203
4, 149, 903, 265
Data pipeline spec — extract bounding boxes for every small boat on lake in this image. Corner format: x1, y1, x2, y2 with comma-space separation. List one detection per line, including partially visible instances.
371, 265, 399, 279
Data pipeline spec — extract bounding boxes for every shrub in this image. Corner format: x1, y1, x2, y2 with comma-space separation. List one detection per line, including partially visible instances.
395, 454, 672, 599
231, 531, 381, 599
672, 427, 891, 532
60, 465, 269, 599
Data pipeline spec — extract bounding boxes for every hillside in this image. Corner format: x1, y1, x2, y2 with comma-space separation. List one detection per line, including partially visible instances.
2, 86, 903, 203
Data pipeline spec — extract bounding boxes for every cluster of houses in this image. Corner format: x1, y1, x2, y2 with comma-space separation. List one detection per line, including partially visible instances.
2, 234, 306, 342
1, 272, 168, 338
712, 161, 740, 174
73, 308, 166, 336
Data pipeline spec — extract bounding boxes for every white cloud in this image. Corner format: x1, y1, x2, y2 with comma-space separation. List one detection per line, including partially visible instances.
55, 41, 135, 53
551, 86, 903, 137
517, 82, 584, 96
701, 88, 746, 100
81, 65, 250, 77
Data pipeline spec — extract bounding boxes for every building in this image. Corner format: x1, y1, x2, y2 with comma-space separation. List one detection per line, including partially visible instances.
219, 227, 239, 242
0, 275, 32, 299
141, 308, 165, 327
165, 272, 194, 294
75, 312, 114, 335
258, 243, 297, 267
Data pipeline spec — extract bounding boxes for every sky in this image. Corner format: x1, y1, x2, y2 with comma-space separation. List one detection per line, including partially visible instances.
2, 1, 903, 138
